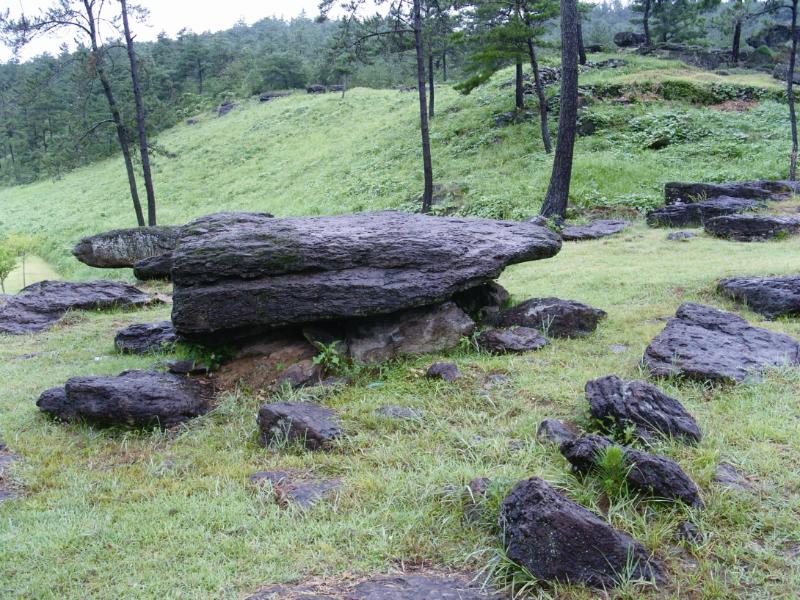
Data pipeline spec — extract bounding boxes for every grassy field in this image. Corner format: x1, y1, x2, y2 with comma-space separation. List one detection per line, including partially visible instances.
1, 53, 800, 599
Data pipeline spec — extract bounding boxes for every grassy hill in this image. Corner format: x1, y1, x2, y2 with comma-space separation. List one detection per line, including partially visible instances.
1, 53, 800, 599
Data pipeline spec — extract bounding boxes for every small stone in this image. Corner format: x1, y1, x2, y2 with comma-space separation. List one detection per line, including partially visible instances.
274, 359, 324, 390
114, 321, 178, 355
166, 360, 209, 376
536, 419, 579, 447
463, 477, 493, 523
713, 462, 753, 492
676, 521, 702, 544
425, 362, 461, 382
508, 439, 526, 452
353, 574, 503, 599
497, 297, 607, 338
249, 470, 341, 509
667, 231, 698, 241
257, 402, 342, 450
561, 219, 629, 241
375, 405, 423, 421
477, 327, 548, 353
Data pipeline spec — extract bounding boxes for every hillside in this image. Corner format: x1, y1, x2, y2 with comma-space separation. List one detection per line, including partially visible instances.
2, 52, 800, 600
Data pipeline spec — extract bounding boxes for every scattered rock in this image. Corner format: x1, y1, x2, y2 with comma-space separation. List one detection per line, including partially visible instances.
347, 302, 475, 364
352, 574, 504, 599
717, 275, 800, 319
0, 280, 158, 335
705, 214, 800, 242
667, 231, 698, 241
477, 327, 548, 353
72, 226, 183, 268
307, 84, 327, 94
249, 470, 341, 509
170, 211, 560, 344
257, 402, 342, 450
560, 219, 630, 241
462, 476, 493, 523
643, 302, 800, 382
217, 102, 237, 117
647, 198, 759, 228
664, 180, 797, 204
713, 462, 754, 492
166, 359, 209, 376
536, 418, 578, 446
452, 281, 509, 322
216, 336, 319, 392
561, 434, 703, 507
676, 521, 702, 545
375, 405, 423, 421
614, 31, 646, 48
426, 362, 461, 382
585, 375, 701, 443
37, 370, 213, 428
133, 252, 173, 280
497, 297, 606, 338
274, 360, 324, 390
500, 476, 663, 588
114, 321, 178, 354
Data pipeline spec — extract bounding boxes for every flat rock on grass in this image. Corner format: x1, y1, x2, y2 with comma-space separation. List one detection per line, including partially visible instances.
713, 462, 754, 492
667, 231, 698, 241
664, 180, 798, 204
477, 327, 548, 353
500, 477, 663, 588
114, 321, 178, 354
249, 470, 341, 509
647, 197, 759, 228
425, 362, 461, 381
704, 214, 800, 241
561, 434, 703, 507
643, 302, 800, 382
586, 375, 701, 443
536, 418, 579, 446
497, 297, 606, 338
0, 280, 158, 335
37, 370, 213, 428
170, 211, 560, 343
717, 275, 800, 319
257, 402, 342, 450
560, 219, 629, 241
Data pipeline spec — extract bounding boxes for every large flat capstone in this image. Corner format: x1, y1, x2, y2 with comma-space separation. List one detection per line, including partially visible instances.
170, 211, 561, 343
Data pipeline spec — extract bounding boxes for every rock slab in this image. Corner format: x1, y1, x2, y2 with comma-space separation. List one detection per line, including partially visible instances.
586, 375, 701, 443
0, 280, 157, 335
114, 321, 178, 354
170, 211, 561, 343
560, 220, 629, 241
249, 470, 341, 509
498, 297, 606, 338
500, 477, 663, 588
643, 302, 800, 382
257, 402, 342, 450
705, 214, 800, 241
647, 197, 759, 228
477, 327, 548, 353
72, 226, 183, 268
37, 370, 212, 428
717, 275, 800, 319
664, 180, 798, 204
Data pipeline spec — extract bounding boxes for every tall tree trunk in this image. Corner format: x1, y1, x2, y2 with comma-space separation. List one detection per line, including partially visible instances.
83, 0, 145, 227
577, 19, 587, 66
643, 0, 651, 45
442, 49, 447, 81
120, 0, 157, 226
414, 0, 434, 213
428, 46, 435, 119
732, 20, 742, 63
789, 0, 799, 180
527, 38, 552, 153
540, 0, 579, 219
197, 60, 203, 95
515, 60, 525, 109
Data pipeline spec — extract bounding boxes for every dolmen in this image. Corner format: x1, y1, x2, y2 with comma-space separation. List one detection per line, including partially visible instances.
0, 280, 158, 335
718, 275, 800, 319
169, 211, 562, 351
644, 302, 800, 382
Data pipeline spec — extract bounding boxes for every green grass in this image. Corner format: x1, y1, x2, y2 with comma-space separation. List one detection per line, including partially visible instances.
2, 256, 62, 294
1, 55, 800, 599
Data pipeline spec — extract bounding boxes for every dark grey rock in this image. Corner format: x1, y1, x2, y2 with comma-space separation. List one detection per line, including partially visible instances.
561, 434, 703, 507
257, 402, 342, 450
717, 275, 800, 319
170, 211, 560, 344
114, 321, 178, 354
614, 31, 646, 47
462, 476, 493, 524
713, 462, 753, 492
217, 102, 237, 117
258, 91, 291, 102
705, 214, 800, 242
647, 198, 759, 228
37, 370, 213, 428
306, 84, 326, 93
352, 574, 504, 599
376, 405, 423, 421
676, 521, 702, 544
452, 281, 509, 322
585, 375, 701, 444
166, 360, 209, 376
274, 359, 324, 390
347, 302, 474, 364
72, 226, 183, 268
497, 297, 606, 338
0, 280, 158, 335
500, 476, 664, 588
644, 302, 800, 382
536, 418, 578, 446
560, 219, 629, 241
426, 362, 461, 382
249, 471, 341, 509
133, 252, 173, 280
667, 231, 698, 241
665, 180, 798, 205
477, 327, 548, 353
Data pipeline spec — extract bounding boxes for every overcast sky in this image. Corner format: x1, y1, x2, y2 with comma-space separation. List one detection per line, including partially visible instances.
2, 0, 369, 61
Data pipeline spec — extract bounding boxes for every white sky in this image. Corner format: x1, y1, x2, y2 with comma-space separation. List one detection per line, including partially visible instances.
2, 0, 371, 62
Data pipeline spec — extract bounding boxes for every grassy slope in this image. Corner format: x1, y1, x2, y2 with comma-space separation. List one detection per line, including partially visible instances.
1, 54, 800, 599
